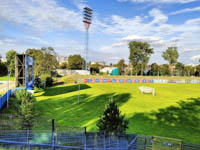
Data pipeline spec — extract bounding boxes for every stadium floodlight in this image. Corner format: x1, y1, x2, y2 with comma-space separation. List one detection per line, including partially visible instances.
83, 7, 93, 70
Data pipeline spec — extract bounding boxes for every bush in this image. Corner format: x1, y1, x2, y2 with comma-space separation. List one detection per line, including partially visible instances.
97, 99, 128, 134
46, 77, 54, 87
16, 90, 36, 130
34, 76, 41, 88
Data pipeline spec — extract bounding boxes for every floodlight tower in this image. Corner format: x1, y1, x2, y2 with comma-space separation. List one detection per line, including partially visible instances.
83, 7, 93, 70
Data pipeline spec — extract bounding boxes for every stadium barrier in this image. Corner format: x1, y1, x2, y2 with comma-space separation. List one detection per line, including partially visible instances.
0, 90, 12, 110
82, 79, 200, 84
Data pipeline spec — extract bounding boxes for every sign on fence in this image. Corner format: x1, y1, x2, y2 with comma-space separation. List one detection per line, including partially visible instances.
82, 79, 200, 84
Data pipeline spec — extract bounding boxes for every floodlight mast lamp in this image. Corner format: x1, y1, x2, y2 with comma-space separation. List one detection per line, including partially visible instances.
83, 7, 93, 70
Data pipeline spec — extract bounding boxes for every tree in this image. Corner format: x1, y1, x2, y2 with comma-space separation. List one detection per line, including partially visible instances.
162, 47, 179, 65
26, 47, 58, 79
159, 64, 170, 76
59, 62, 68, 69
26, 49, 43, 76
175, 62, 184, 76
195, 65, 200, 76
97, 99, 128, 134
129, 41, 154, 76
6, 50, 17, 76
68, 54, 84, 70
16, 90, 36, 130
184, 65, 195, 76
0, 55, 8, 76
90, 63, 100, 74
150, 63, 159, 76
117, 59, 126, 75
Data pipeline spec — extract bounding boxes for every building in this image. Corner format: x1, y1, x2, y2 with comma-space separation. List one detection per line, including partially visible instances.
57, 56, 68, 64
100, 67, 119, 75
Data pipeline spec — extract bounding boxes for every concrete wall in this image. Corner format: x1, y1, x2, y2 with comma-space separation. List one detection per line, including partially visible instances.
57, 69, 90, 76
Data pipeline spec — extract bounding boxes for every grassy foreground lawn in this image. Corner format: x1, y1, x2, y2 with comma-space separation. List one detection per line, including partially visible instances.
34, 83, 200, 143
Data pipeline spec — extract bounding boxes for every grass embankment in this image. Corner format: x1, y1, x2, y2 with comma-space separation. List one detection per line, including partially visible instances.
0, 76, 15, 81
33, 81, 200, 144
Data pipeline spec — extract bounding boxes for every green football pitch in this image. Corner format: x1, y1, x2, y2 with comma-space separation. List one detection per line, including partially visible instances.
33, 82, 200, 144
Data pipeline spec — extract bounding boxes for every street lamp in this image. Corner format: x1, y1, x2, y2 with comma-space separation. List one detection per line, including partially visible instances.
83, 7, 93, 70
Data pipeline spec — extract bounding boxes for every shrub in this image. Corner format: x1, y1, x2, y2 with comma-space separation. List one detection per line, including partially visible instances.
34, 76, 41, 88
46, 77, 54, 87
97, 99, 128, 134
16, 90, 36, 130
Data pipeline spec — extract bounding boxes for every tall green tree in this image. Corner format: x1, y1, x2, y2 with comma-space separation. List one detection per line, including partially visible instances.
26, 47, 58, 79
150, 63, 159, 76
159, 64, 170, 76
117, 59, 126, 75
175, 62, 184, 76
26, 49, 43, 76
129, 41, 154, 76
6, 50, 17, 76
184, 65, 195, 76
162, 47, 179, 65
97, 99, 128, 134
68, 54, 84, 70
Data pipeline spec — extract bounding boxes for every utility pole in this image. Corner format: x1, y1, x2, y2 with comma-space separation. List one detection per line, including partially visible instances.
83, 7, 93, 70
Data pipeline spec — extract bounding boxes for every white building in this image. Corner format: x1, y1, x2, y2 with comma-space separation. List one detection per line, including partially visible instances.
57, 56, 68, 64
100, 67, 117, 74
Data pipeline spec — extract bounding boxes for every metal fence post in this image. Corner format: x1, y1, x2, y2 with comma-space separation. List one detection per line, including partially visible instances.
104, 131, 106, 150
27, 129, 29, 143
84, 126, 87, 150
144, 137, 147, 150
51, 119, 55, 150
180, 141, 183, 150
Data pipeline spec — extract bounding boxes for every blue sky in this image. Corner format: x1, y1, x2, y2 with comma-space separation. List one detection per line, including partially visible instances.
0, 0, 200, 65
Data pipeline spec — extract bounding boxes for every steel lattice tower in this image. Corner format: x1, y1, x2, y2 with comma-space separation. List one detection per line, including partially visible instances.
83, 7, 93, 70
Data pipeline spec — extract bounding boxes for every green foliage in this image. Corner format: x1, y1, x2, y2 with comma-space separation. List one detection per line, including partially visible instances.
26, 47, 58, 77
195, 65, 200, 76
162, 47, 179, 65
0, 61, 8, 76
46, 77, 54, 87
16, 90, 36, 130
150, 63, 159, 76
117, 59, 126, 75
129, 41, 154, 75
6, 50, 17, 76
175, 62, 184, 76
26, 49, 43, 76
90, 63, 100, 74
59, 62, 68, 69
97, 99, 128, 134
34, 76, 42, 88
159, 64, 170, 76
68, 54, 84, 70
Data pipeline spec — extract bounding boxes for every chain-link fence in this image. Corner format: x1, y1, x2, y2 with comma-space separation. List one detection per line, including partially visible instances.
0, 115, 200, 149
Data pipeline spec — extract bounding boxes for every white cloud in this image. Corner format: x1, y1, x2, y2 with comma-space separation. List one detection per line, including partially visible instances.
25, 36, 49, 45
0, 0, 83, 31
191, 55, 200, 60
170, 6, 200, 15
117, 0, 197, 3
149, 9, 168, 25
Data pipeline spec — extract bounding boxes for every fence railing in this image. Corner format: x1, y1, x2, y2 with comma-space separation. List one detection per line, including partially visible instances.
0, 90, 11, 110
0, 116, 200, 149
